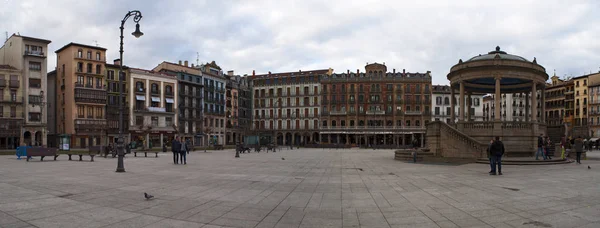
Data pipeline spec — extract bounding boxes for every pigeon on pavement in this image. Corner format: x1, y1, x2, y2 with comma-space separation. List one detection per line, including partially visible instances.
144, 192, 154, 200
588, 166, 591, 169
281, 158, 285, 160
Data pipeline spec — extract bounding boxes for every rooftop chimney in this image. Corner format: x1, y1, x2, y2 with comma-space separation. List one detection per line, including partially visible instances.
184, 60, 188, 67
347, 69, 350, 74
403, 69, 406, 73
227, 70, 234, 76
178, 60, 182, 65
357, 69, 359, 74
393, 68, 396, 73
268, 71, 271, 76
114, 58, 121, 65
252, 70, 255, 76
191, 64, 194, 68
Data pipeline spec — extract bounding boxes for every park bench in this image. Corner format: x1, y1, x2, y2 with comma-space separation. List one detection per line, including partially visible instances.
133, 150, 159, 157
65, 150, 96, 162
26, 148, 59, 162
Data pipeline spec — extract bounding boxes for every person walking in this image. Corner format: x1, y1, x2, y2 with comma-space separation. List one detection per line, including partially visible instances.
412, 137, 419, 163
490, 136, 505, 175
560, 136, 566, 159
574, 136, 584, 164
536, 134, 546, 160
171, 137, 180, 164
179, 138, 188, 165
545, 136, 553, 160
487, 138, 494, 174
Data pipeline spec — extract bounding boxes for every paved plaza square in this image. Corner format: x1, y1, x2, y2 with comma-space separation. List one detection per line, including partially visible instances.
0, 148, 598, 228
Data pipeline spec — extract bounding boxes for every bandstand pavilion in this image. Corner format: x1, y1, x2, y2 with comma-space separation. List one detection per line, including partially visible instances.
426, 46, 549, 158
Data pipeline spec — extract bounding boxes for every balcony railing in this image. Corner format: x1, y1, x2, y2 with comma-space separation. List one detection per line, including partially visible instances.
404, 111, 423, 115
320, 126, 425, 130
0, 95, 23, 104
365, 110, 385, 115
75, 82, 106, 90
330, 110, 347, 115
24, 50, 45, 57
75, 119, 107, 133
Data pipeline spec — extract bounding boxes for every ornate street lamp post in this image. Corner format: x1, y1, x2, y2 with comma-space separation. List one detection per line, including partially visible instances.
116, 10, 143, 173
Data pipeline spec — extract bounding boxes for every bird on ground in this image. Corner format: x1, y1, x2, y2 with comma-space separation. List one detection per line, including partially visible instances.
144, 192, 154, 200
588, 166, 591, 169
281, 158, 285, 160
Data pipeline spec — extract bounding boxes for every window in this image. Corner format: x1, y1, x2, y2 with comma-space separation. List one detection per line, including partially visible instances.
136, 116, 144, 125
166, 117, 173, 127
29, 112, 41, 121
136, 82, 144, 91
96, 78, 102, 89
96, 65, 102, 74
29, 62, 41, 71
10, 90, 16, 102
166, 85, 172, 95
435, 107, 440, 115
87, 107, 93, 118
107, 70, 115, 80
77, 62, 83, 72
77, 49, 83, 58
29, 78, 41, 88
151, 83, 159, 93
87, 63, 92, 73
96, 52, 101, 61
87, 51, 92, 59
151, 117, 158, 127
96, 107, 102, 118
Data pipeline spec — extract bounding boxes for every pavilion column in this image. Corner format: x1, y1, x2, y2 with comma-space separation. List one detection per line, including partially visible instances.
541, 86, 546, 124
494, 77, 501, 121
525, 93, 530, 122
532, 83, 538, 122
450, 85, 456, 123
459, 82, 465, 121
467, 92, 472, 121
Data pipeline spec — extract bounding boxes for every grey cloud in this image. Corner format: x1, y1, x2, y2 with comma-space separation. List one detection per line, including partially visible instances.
1, 0, 599, 85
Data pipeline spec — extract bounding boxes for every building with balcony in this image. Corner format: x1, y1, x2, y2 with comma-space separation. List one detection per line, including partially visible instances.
544, 74, 570, 127
0, 34, 51, 147
252, 68, 330, 145
105, 59, 130, 144
431, 85, 484, 123
225, 72, 252, 145
0, 65, 24, 149
482, 92, 542, 122
129, 68, 178, 149
198, 61, 226, 145
588, 81, 600, 137
55, 42, 107, 148
153, 60, 203, 146
320, 64, 431, 147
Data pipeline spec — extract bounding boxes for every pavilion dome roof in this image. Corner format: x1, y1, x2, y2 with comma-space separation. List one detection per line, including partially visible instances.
465, 46, 530, 63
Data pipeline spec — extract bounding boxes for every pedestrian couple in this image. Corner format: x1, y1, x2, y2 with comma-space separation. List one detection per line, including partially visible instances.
486, 136, 505, 175
536, 134, 554, 160
171, 136, 189, 165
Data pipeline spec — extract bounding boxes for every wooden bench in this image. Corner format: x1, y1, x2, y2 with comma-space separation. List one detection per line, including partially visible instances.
65, 150, 96, 162
26, 148, 59, 162
133, 150, 159, 157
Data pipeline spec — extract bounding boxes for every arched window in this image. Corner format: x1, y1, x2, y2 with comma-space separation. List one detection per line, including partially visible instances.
322, 121, 327, 127
77, 49, 83, 58
151, 83, 159, 93
387, 120, 392, 126
341, 120, 346, 126
331, 120, 337, 127
359, 120, 364, 126
136, 81, 144, 92
96, 52, 101, 61
444, 97, 450, 105
416, 120, 421, 126
350, 120, 355, 126
378, 71, 382, 77
87, 51, 92, 59
165, 85, 172, 94
406, 120, 411, 126
369, 71, 372, 77
95, 64, 101, 74
86, 63, 92, 73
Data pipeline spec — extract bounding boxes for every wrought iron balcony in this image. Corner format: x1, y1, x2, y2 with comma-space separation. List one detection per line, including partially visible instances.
75, 119, 107, 133
24, 50, 45, 57
366, 110, 386, 115
404, 111, 423, 115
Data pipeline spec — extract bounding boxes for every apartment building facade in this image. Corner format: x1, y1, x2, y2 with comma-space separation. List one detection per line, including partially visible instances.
431, 85, 483, 123
544, 75, 569, 126
55, 43, 107, 148
153, 60, 203, 145
251, 69, 329, 145
105, 59, 130, 144
482, 93, 542, 122
0, 34, 51, 147
199, 62, 226, 145
129, 68, 178, 149
0, 65, 23, 149
320, 64, 431, 147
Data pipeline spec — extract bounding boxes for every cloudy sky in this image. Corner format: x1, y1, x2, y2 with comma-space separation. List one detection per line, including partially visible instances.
1, 0, 599, 85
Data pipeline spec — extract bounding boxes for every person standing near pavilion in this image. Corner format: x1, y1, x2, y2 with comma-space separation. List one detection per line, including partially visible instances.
171, 136, 180, 164
536, 134, 546, 160
490, 136, 505, 175
574, 136, 584, 164
179, 138, 188, 165
487, 138, 494, 174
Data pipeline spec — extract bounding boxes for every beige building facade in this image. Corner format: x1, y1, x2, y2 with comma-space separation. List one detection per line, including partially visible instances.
129, 68, 178, 149
0, 34, 51, 147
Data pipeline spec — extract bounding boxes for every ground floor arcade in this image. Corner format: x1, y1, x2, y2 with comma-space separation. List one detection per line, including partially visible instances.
319, 133, 426, 147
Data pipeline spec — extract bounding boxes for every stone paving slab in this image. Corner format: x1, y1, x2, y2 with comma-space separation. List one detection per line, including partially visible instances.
0, 148, 598, 228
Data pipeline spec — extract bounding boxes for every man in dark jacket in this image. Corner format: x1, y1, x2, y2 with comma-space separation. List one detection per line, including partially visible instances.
490, 136, 505, 175
574, 136, 584, 164
171, 137, 180, 164
179, 139, 187, 165
536, 134, 546, 160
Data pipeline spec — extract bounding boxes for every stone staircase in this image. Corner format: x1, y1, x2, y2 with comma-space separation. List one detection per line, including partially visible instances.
394, 148, 434, 162
426, 121, 487, 160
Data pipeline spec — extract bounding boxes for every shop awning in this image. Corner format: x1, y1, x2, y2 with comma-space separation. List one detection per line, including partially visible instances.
151, 97, 160, 102
165, 98, 174, 104
135, 95, 145, 101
